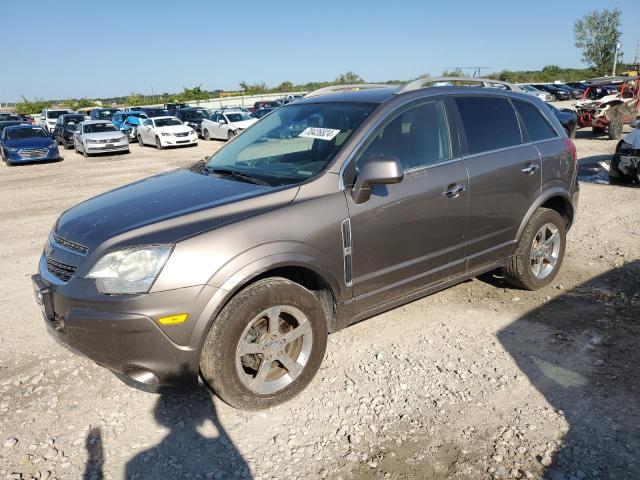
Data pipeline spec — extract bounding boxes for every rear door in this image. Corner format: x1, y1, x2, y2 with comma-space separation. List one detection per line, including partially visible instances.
453, 95, 541, 269
346, 98, 469, 307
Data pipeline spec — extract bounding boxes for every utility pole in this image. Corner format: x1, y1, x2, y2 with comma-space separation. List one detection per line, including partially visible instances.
634, 40, 639, 65
612, 41, 622, 76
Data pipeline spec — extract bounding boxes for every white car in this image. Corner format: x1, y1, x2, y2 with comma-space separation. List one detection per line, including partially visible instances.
40, 108, 74, 133
73, 120, 129, 158
518, 84, 555, 102
136, 116, 198, 149
200, 110, 257, 141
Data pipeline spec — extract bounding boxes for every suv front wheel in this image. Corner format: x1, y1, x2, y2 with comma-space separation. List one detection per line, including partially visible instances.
200, 277, 328, 410
505, 208, 566, 290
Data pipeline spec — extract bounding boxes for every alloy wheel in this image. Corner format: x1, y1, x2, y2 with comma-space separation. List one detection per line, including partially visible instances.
529, 223, 561, 279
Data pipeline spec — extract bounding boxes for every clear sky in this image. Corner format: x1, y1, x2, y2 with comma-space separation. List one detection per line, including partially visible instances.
1, 0, 639, 102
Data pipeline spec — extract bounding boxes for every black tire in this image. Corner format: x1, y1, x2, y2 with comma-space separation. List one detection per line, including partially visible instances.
138, 135, 144, 146
203, 129, 211, 141
608, 109, 623, 140
200, 277, 328, 410
505, 208, 566, 291
155, 136, 163, 150
592, 126, 606, 137
63, 142, 72, 150
82, 145, 89, 158
227, 130, 236, 141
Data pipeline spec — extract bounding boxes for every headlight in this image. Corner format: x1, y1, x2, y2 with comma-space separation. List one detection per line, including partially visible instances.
48, 142, 57, 148
190, 129, 196, 134
87, 139, 98, 144
86, 245, 172, 294
6, 147, 19, 153
161, 132, 171, 136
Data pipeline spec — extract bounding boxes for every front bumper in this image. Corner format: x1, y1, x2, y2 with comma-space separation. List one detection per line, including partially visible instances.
32, 253, 219, 388
85, 141, 129, 153
4, 147, 60, 164
613, 153, 640, 178
159, 133, 198, 147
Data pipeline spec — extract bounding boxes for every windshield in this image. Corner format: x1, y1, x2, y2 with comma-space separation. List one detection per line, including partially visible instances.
63, 115, 85, 126
205, 102, 374, 185
7, 127, 48, 140
155, 118, 182, 127
84, 123, 117, 133
95, 110, 118, 119
47, 110, 70, 119
226, 113, 253, 123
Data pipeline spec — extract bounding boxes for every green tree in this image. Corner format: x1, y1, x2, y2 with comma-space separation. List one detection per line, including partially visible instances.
334, 72, 364, 84
276, 81, 294, 92
574, 9, 623, 76
441, 68, 466, 77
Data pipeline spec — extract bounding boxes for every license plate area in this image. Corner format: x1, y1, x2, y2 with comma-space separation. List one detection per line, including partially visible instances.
619, 155, 640, 167
31, 275, 54, 321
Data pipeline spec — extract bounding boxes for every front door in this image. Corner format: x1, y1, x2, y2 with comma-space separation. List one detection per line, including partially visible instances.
345, 99, 469, 308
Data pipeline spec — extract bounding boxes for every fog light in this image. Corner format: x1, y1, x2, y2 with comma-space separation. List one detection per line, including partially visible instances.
158, 313, 188, 325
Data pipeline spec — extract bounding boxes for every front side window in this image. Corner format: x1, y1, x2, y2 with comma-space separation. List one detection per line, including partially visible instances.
513, 100, 557, 142
455, 96, 522, 155
205, 102, 375, 185
356, 100, 451, 172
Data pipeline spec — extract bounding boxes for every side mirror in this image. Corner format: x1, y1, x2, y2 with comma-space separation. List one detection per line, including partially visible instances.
351, 155, 404, 204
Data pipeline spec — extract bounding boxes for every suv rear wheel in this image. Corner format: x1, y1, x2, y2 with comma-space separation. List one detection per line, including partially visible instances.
505, 208, 566, 290
200, 277, 328, 410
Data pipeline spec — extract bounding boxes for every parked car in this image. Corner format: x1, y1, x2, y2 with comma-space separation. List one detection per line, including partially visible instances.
16, 113, 34, 125
136, 116, 198, 149
548, 105, 578, 138
201, 109, 258, 140
0, 112, 14, 121
39, 109, 74, 133
139, 107, 169, 118
112, 111, 147, 141
565, 82, 589, 91
610, 125, 640, 183
574, 77, 640, 139
552, 83, 583, 99
52, 114, 86, 149
252, 107, 277, 119
89, 108, 121, 121
253, 100, 282, 111
164, 103, 189, 115
530, 84, 571, 101
73, 120, 129, 157
174, 108, 207, 135
1, 125, 60, 165
32, 83, 579, 410
519, 84, 554, 102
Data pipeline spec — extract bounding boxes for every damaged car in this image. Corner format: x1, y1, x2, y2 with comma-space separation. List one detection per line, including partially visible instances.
574, 77, 640, 139
610, 124, 640, 184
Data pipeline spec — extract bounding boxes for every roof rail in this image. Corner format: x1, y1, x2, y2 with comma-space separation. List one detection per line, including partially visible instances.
395, 77, 523, 94
304, 84, 393, 98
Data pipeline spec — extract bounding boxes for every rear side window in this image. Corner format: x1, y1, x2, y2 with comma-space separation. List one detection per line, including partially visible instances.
455, 96, 522, 154
513, 100, 557, 142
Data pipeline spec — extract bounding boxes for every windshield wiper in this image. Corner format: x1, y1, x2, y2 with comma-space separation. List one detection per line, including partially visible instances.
204, 166, 270, 186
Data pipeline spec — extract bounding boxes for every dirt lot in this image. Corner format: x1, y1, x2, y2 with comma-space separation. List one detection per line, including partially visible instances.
0, 120, 638, 480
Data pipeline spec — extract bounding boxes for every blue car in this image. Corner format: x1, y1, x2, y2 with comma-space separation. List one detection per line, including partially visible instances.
112, 111, 148, 141
1, 125, 60, 165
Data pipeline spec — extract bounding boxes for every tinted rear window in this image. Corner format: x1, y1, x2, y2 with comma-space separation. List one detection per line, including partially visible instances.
513, 100, 557, 142
455, 96, 521, 154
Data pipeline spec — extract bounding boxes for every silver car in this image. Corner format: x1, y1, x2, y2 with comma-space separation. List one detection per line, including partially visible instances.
73, 120, 129, 157
519, 84, 555, 102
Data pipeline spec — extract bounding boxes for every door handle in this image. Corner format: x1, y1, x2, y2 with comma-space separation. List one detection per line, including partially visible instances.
444, 184, 466, 198
521, 163, 539, 174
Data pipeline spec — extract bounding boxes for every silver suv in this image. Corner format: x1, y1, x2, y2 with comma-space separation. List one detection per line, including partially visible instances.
32, 79, 579, 410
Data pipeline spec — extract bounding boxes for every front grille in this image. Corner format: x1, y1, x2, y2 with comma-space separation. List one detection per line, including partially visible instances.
46, 257, 76, 282
174, 132, 189, 137
54, 234, 88, 255
18, 148, 48, 159
97, 138, 121, 144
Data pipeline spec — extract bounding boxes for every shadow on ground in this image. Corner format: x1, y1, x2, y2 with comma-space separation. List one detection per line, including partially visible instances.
498, 261, 640, 479
84, 386, 252, 480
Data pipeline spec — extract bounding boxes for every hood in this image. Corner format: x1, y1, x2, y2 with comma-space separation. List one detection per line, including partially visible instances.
55, 167, 298, 251
622, 128, 640, 149
156, 125, 193, 134
83, 131, 127, 140
4, 135, 55, 149
230, 119, 258, 129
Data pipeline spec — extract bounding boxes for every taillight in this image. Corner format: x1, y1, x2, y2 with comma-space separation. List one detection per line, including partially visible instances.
563, 138, 577, 166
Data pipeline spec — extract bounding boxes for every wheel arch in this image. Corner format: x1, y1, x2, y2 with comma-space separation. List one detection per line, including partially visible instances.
516, 188, 575, 243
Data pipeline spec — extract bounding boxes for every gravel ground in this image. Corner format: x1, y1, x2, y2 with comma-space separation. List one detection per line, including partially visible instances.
0, 120, 638, 480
